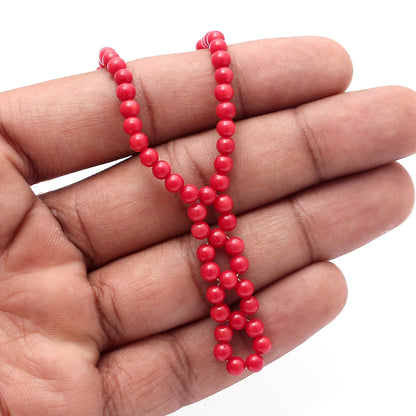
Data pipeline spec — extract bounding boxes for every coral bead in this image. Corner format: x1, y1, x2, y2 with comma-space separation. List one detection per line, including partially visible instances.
107, 57, 126, 75
216, 102, 236, 120
114, 68, 133, 85
219, 270, 238, 290
139, 148, 158, 167
214, 155, 233, 174
215, 325, 233, 343
210, 174, 230, 192
187, 203, 208, 222
217, 137, 235, 155
215, 84, 234, 102
208, 228, 227, 248
217, 120, 235, 137
214, 343, 233, 362
230, 255, 249, 274
191, 222, 210, 239
199, 186, 217, 205
253, 336, 272, 355
102, 50, 119, 67
196, 39, 204, 50
226, 357, 245, 376
200, 262, 220, 282
197, 244, 216, 262
120, 100, 140, 118
99, 47, 114, 63
210, 303, 230, 323
236, 279, 254, 298
129, 133, 148, 152
206, 285, 226, 304
180, 184, 199, 204
214, 194, 233, 214
215, 68, 234, 85
116, 83, 136, 101
212, 50, 231, 69
228, 311, 247, 330
225, 237, 244, 256
246, 353, 264, 372
209, 38, 228, 53
218, 213, 237, 231
245, 319, 265, 338
206, 30, 225, 43
123, 117, 142, 135
152, 160, 171, 179
165, 174, 184, 193
240, 296, 259, 315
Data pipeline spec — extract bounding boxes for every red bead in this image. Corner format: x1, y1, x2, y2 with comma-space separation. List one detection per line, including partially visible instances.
200, 261, 220, 282
191, 222, 210, 239
114, 68, 133, 85
212, 51, 231, 69
253, 336, 272, 355
215, 84, 234, 102
210, 303, 230, 322
219, 270, 238, 290
214, 155, 233, 174
215, 68, 234, 84
240, 296, 259, 315
208, 228, 227, 248
165, 174, 184, 193
120, 100, 140, 118
218, 213, 237, 231
206, 31, 225, 44
217, 137, 235, 155
139, 148, 158, 167
246, 353, 264, 372
123, 117, 142, 135
214, 194, 233, 213
210, 174, 230, 191
99, 47, 115, 63
180, 184, 199, 204
216, 102, 236, 119
228, 311, 247, 330
197, 244, 216, 262
226, 357, 245, 376
236, 279, 254, 298
116, 83, 136, 101
199, 186, 217, 205
187, 203, 208, 222
152, 160, 171, 179
102, 50, 119, 67
196, 39, 204, 50
245, 319, 265, 338
206, 285, 226, 304
209, 38, 228, 54
216, 120, 235, 137
214, 343, 233, 362
215, 325, 233, 343
225, 237, 244, 256
129, 133, 148, 152
230, 255, 249, 274
107, 57, 126, 75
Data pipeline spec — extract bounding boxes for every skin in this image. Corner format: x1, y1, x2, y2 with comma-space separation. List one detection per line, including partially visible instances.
0, 36, 415, 415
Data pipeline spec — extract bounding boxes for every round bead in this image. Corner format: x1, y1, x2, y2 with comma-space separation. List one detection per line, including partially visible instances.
230, 255, 249, 274
199, 186, 217, 205
200, 261, 220, 282
209, 38, 228, 54
129, 133, 148, 152
123, 117, 142, 135
245, 319, 265, 338
253, 336, 272, 355
99, 47, 115, 63
214, 343, 233, 362
210, 303, 230, 323
120, 100, 140, 118
196, 39, 204, 50
180, 184, 199, 204
107, 57, 126, 75
139, 148, 158, 167
191, 222, 210, 239
215, 68, 234, 84
225, 237, 244, 256
208, 228, 227, 248
102, 50, 119, 67
214, 155, 233, 174
187, 203, 208, 222
211, 50, 231, 69
228, 311, 247, 330
206, 285, 226, 304
214, 194, 233, 214
216, 102, 236, 119
206, 31, 225, 43
219, 270, 238, 290
226, 357, 245, 376
116, 83, 136, 101
217, 137, 235, 155
114, 68, 133, 85
217, 120, 235, 137
218, 213, 237, 231
152, 160, 171, 179
215, 325, 233, 343
240, 296, 259, 315
196, 244, 216, 262
210, 174, 230, 192
165, 174, 184, 193
236, 279, 254, 298
245, 353, 264, 372
215, 84, 234, 102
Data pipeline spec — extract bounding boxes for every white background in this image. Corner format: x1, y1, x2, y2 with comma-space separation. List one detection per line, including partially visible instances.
1, 1, 415, 415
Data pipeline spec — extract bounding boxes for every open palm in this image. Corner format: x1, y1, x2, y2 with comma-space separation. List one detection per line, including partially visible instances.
0, 37, 415, 415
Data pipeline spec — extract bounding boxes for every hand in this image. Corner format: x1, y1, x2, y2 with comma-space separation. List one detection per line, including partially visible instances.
0, 36, 414, 415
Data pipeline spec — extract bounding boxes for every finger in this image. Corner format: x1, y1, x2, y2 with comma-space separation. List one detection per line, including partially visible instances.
0, 37, 351, 184
43, 86, 416, 268
98, 261, 347, 416
90, 163, 413, 350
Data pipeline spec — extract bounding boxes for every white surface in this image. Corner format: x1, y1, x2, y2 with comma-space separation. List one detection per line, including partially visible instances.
1, 1, 415, 415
